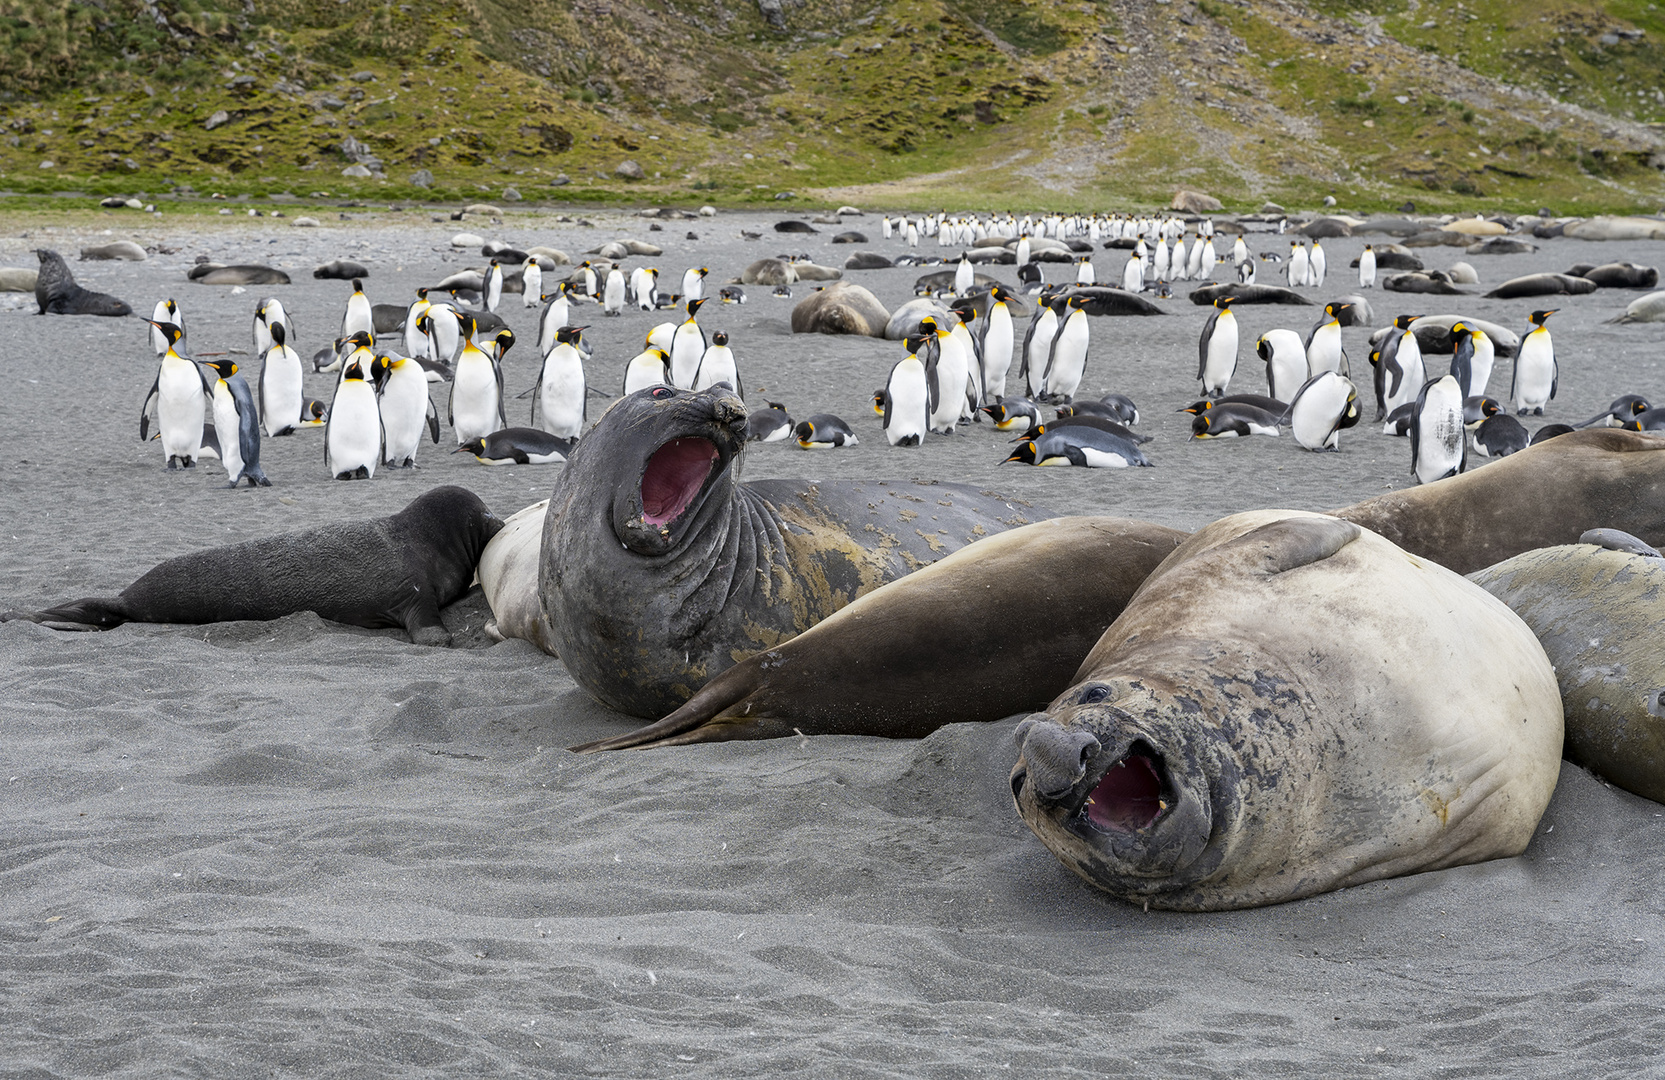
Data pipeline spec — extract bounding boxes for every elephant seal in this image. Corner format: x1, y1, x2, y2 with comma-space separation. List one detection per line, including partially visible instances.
1446, 262, 1480, 284
1470, 536, 1665, 804
1568, 262, 1659, 289
844, 251, 894, 270
1349, 250, 1422, 271
790, 281, 888, 337
790, 262, 843, 282
884, 297, 951, 340
831, 231, 867, 244
1484, 273, 1597, 300
1045, 285, 1164, 316
965, 247, 1015, 264
0, 267, 38, 292
1383, 271, 1468, 295
538, 386, 1049, 718
33, 250, 132, 316
742, 258, 796, 286
2, 486, 501, 646
478, 498, 557, 654
1010, 510, 1562, 911
314, 259, 371, 280
774, 220, 818, 234
1355, 217, 1425, 237
573, 517, 1187, 751
1609, 290, 1665, 324
915, 269, 1000, 294
1333, 429, 1665, 574
1564, 217, 1665, 242
1298, 217, 1352, 238
1466, 236, 1538, 256
187, 264, 293, 286
79, 241, 147, 261
1188, 284, 1311, 306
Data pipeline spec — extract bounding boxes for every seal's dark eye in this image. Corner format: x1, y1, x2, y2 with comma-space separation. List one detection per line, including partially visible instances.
650, 387, 675, 399
1079, 685, 1110, 705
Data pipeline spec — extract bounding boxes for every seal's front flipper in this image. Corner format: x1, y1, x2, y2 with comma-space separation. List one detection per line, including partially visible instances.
570, 660, 778, 753
1224, 516, 1361, 576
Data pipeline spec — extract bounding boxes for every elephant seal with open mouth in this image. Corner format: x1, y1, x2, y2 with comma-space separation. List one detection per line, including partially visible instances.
539, 386, 1048, 718
1010, 510, 1563, 911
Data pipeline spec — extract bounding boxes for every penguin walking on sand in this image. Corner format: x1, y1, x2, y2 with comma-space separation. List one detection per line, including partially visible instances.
522, 257, 543, 309
200, 358, 271, 488
1512, 310, 1558, 415
883, 335, 932, 447
1358, 245, 1376, 289
1288, 371, 1360, 452
342, 279, 374, 340
1304, 302, 1350, 377
682, 267, 708, 304
1308, 239, 1327, 288
258, 323, 305, 436
482, 261, 505, 313
980, 285, 1016, 402
1042, 296, 1091, 403
1449, 321, 1495, 399
1287, 241, 1309, 288
669, 299, 708, 389
1256, 328, 1306, 403
373, 355, 439, 468
693, 330, 742, 397
534, 326, 588, 440
954, 254, 975, 297
253, 296, 289, 356
1197, 296, 1239, 398
1410, 374, 1467, 484
1379, 315, 1426, 421
140, 320, 210, 470
603, 267, 627, 316
622, 347, 672, 395
149, 299, 185, 357
449, 318, 506, 446
325, 343, 383, 480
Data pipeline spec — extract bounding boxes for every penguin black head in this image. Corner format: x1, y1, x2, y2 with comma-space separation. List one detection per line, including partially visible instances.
347, 330, 374, 350
1189, 413, 1214, 439
872, 388, 887, 415
712, 331, 730, 347
344, 359, 368, 381
493, 329, 516, 358
1178, 399, 1214, 416
793, 420, 817, 447
304, 400, 328, 423
416, 286, 430, 299
1395, 314, 1422, 329
556, 325, 585, 345
1530, 310, 1557, 326
147, 319, 184, 349
203, 357, 238, 380
918, 316, 940, 336
990, 285, 1011, 303
453, 437, 487, 456
269, 322, 287, 348
1003, 441, 1039, 465
352, 279, 365, 294
1214, 296, 1236, 310
686, 298, 706, 318
415, 312, 431, 335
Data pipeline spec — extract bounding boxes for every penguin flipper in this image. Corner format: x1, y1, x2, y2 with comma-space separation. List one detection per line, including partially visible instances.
1197, 309, 1218, 380
425, 395, 440, 444
139, 372, 160, 442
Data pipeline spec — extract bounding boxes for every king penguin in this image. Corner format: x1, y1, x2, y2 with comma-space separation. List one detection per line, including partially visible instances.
342, 279, 374, 340
201, 357, 271, 488
1019, 296, 1062, 399
693, 330, 742, 397
538, 284, 574, 356
669, 298, 708, 389
1256, 328, 1306, 403
1308, 239, 1327, 288
150, 299, 184, 357
954, 254, 975, 297
1512, 310, 1558, 415
981, 285, 1016, 403
372, 354, 439, 468
482, 260, 504, 313
449, 317, 506, 446
1197, 296, 1239, 398
258, 322, 305, 436
1410, 374, 1467, 484
1358, 245, 1376, 289
622, 347, 672, 395
325, 339, 383, 480
1042, 295, 1091, 403
883, 334, 933, 447
1304, 302, 1350, 377
1288, 371, 1360, 452
603, 267, 626, 316
139, 319, 209, 470
253, 296, 288, 356
1449, 321, 1495, 399
682, 267, 708, 304
1379, 314, 1426, 421
521, 257, 543, 309
534, 325, 588, 440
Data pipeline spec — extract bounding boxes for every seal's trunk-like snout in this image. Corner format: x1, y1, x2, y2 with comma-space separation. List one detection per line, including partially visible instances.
1013, 716, 1101, 799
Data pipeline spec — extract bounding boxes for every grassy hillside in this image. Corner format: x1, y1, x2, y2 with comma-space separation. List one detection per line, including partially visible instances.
0, 0, 1661, 211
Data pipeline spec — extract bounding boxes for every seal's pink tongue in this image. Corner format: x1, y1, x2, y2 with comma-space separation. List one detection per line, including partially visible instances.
641, 438, 719, 526
1086, 753, 1163, 832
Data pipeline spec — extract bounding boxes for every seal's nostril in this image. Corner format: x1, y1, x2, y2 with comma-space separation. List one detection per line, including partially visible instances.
1010, 767, 1027, 803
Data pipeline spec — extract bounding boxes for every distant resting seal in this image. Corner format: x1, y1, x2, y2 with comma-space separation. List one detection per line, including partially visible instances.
1188, 284, 1311, 306
1046, 285, 1164, 316
188, 264, 293, 286
371, 303, 406, 334
1483, 273, 1597, 300
915, 269, 999, 293
1564, 217, 1665, 242
314, 260, 371, 280
1349, 250, 1422, 271
965, 247, 1015, 264
1467, 236, 1537, 256
1298, 217, 1352, 238
79, 241, 147, 261
1010, 510, 1562, 911
831, 231, 867, 244
844, 251, 893, 270
1333, 429, 1665, 574
1354, 217, 1425, 237
1383, 271, 1468, 295
790, 281, 888, 337
1, 486, 501, 646
774, 220, 818, 234
884, 297, 951, 340
538, 386, 1051, 717
742, 258, 797, 286
1609, 290, 1665, 324
0, 267, 38, 292
1471, 535, 1665, 804
1568, 262, 1658, 289
33, 249, 132, 316
790, 262, 843, 282
574, 516, 1187, 751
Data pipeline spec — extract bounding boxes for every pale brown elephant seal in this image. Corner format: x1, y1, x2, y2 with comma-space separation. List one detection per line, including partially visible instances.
1333, 429, 1665, 574
1011, 510, 1563, 911
789, 281, 889, 337
573, 516, 1186, 751
1470, 532, 1665, 804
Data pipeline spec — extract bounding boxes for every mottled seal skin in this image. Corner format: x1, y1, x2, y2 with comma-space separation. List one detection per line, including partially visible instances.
1011, 510, 1562, 911
1187, 283, 1312, 306
3, 486, 501, 645
1334, 429, 1665, 574
1470, 540, 1665, 804
33, 249, 132, 316
573, 516, 1186, 751
789, 281, 889, 337
540, 386, 1049, 718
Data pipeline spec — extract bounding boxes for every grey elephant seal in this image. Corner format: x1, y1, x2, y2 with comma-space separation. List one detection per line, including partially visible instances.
1484, 273, 1597, 300
574, 517, 1187, 751
79, 241, 147, 261
1470, 535, 1665, 805
844, 251, 894, 270
1188, 283, 1311, 306
33, 250, 132, 316
1384, 271, 1468, 295
1298, 217, 1353, 238
884, 297, 951, 340
188, 264, 294, 286
790, 281, 889, 337
1568, 262, 1659, 289
1011, 510, 1562, 911
1564, 217, 1665, 242
742, 258, 796, 286
2, 486, 502, 646
314, 260, 371, 280
0, 268, 38, 292
1043, 285, 1164, 316
790, 262, 843, 282
539, 386, 1049, 718
1609, 290, 1665, 324
1334, 429, 1665, 573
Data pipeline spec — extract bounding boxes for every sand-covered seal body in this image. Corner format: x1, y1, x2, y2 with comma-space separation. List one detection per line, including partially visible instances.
540, 386, 1049, 717
33, 249, 132, 316
4, 487, 501, 646
1470, 539, 1665, 804
574, 517, 1186, 751
1011, 511, 1563, 911
1334, 429, 1665, 573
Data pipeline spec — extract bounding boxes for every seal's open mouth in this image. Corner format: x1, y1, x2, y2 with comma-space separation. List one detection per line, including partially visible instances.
641, 437, 719, 526
1083, 741, 1168, 833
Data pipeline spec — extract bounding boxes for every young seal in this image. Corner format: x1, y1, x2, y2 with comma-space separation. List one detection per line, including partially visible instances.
33, 249, 132, 316
538, 386, 1050, 718
1334, 429, 1665, 574
572, 516, 1186, 752
2, 486, 501, 646
1470, 533, 1665, 805
1011, 510, 1563, 911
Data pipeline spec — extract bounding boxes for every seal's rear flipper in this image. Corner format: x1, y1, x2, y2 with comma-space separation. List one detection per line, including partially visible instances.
1, 599, 130, 630
570, 661, 778, 753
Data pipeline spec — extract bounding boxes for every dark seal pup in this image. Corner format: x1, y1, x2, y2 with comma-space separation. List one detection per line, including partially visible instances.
3, 486, 501, 645
540, 385, 1050, 718
33, 249, 132, 316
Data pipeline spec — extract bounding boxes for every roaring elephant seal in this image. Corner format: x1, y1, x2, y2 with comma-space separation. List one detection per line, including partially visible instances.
1333, 429, 1665, 574
2, 486, 502, 646
539, 386, 1048, 717
789, 281, 889, 337
1484, 273, 1597, 300
1470, 532, 1665, 804
33, 249, 131, 316
1188, 283, 1311, 306
1010, 510, 1563, 911
573, 516, 1187, 751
